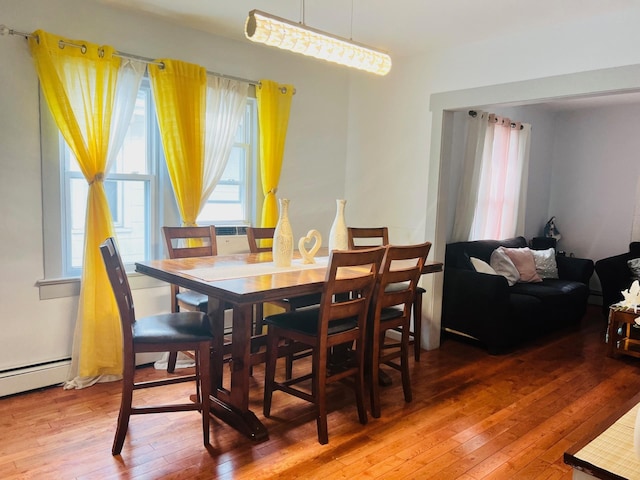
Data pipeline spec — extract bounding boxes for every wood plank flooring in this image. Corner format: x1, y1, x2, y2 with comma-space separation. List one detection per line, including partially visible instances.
1, 305, 639, 479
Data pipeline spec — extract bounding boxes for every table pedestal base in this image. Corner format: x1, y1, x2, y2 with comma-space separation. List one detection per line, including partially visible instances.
209, 396, 268, 441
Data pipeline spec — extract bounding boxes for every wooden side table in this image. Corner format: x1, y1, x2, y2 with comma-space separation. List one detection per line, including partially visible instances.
606, 306, 640, 358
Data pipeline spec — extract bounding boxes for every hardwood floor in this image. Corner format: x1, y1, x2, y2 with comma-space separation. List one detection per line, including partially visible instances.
2, 305, 639, 479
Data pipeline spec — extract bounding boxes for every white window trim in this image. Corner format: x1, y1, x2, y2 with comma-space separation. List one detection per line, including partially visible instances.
38, 89, 259, 299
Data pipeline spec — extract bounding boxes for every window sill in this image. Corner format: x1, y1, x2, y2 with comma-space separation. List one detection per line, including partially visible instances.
36, 272, 166, 300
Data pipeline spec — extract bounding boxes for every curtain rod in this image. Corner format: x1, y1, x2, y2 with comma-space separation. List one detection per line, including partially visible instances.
0, 24, 267, 89
468, 110, 524, 130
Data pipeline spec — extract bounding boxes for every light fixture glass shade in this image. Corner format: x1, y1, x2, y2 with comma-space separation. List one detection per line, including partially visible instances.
245, 10, 391, 76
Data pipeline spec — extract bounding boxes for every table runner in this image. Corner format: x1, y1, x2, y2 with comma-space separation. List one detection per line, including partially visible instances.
178, 256, 330, 282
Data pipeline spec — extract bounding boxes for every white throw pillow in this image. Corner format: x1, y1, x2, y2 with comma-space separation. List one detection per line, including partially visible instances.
470, 257, 498, 275
531, 248, 559, 279
489, 247, 520, 286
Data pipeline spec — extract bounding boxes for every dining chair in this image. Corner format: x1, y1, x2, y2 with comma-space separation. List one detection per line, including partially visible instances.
368, 242, 432, 418
262, 246, 386, 444
246, 226, 280, 335
348, 226, 427, 361
100, 237, 212, 455
163, 225, 217, 373
246, 226, 275, 254
246, 226, 322, 377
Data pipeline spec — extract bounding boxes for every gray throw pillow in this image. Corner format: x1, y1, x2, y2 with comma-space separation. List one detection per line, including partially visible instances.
627, 258, 640, 281
531, 248, 559, 279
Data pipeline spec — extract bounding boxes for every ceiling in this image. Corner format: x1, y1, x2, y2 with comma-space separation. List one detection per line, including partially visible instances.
96, 0, 637, 58
94, 0, 640, 110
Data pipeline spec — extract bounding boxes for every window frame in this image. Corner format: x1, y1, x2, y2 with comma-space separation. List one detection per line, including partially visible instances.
60, 79, 159, 277
197, 97, 258, 227
38, 82, 258, 298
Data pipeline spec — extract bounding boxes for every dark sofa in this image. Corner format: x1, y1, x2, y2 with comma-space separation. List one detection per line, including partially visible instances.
442, 236, 594, 354
594, 242, 640, 316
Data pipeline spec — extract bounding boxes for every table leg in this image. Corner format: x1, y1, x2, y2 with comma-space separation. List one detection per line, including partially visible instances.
606, 309, 617, 358
207, 298, 268, 441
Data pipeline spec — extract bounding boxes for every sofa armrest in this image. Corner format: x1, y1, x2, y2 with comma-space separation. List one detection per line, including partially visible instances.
556, 255, 594, 285
595, 252, 635, 311
442, 267, 511, 340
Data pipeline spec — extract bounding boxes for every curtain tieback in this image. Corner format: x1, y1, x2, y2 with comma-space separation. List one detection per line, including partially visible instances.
182, 221, 198, 227
88, 173, 104, 185
267, 188, 278, 196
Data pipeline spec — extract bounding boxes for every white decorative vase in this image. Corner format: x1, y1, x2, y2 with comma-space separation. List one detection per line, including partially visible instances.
272, 198, 293, 267
328, 199, 348, 251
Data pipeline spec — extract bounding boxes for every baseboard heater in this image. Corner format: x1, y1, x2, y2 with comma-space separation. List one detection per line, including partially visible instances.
0, 359, 71, 397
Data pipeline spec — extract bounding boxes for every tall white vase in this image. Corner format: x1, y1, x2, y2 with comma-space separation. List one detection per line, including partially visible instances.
329, 199, 348, 251
272, 198, 293, 267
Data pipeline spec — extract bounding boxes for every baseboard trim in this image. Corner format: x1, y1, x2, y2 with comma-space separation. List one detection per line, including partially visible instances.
0, 360, 70, 397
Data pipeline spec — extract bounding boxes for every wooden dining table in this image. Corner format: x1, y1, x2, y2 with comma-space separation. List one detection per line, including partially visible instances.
135, 249, 442, 441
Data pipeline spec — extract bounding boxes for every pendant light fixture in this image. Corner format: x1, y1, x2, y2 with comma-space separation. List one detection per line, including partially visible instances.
244, 2, 391, 76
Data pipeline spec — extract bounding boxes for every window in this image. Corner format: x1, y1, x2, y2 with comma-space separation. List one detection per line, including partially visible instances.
62, 81, 156, 276
43, 79, 257, 284
197, 98, 257, 226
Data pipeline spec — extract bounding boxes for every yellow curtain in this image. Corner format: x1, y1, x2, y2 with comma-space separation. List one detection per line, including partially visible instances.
256, 79, 294, 227
29, 30, 122, 380
149, 60, 207, 227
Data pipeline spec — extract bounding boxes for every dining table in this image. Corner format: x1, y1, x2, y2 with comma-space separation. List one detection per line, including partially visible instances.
135, 249, 443, 441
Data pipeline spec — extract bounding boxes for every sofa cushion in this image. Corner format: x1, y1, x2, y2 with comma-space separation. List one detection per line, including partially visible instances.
503, 247, 542, 283
510, 279, 589, 309
490, 247, 520, 286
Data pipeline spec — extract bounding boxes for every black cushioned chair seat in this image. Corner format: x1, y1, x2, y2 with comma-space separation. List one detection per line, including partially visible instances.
380, 306, 404, 322
283, 293, 323, 310
133, 312, 212, 343
175, 290, 208, 311
264, 307, 357, 336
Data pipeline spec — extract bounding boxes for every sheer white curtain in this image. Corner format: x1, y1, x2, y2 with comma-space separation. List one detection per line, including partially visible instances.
452, 111, 531, 242
64, 59, 146, 390
106, 59, 147, 169
64, 58, 146, 390
451, 111, 489, 242
198, 77, 249, 214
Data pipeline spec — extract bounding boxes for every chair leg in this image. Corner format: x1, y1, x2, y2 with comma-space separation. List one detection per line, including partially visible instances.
370, 331, 382, 419
197, 343, 211, 446
167, 351, 178, 373
263, 329, 280, 418
112, 357, 134, 455
285, 344, 294, 380
413, 292, 423, 362
354, 341, 368, 425
314, 347, 329, 445
400, 325, 413, 403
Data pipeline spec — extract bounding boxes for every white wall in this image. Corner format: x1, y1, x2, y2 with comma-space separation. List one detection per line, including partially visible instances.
548, 103, 640, 261
346, 5, 640, 350
6, 0, 640, 394
0, 0, 351, 394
